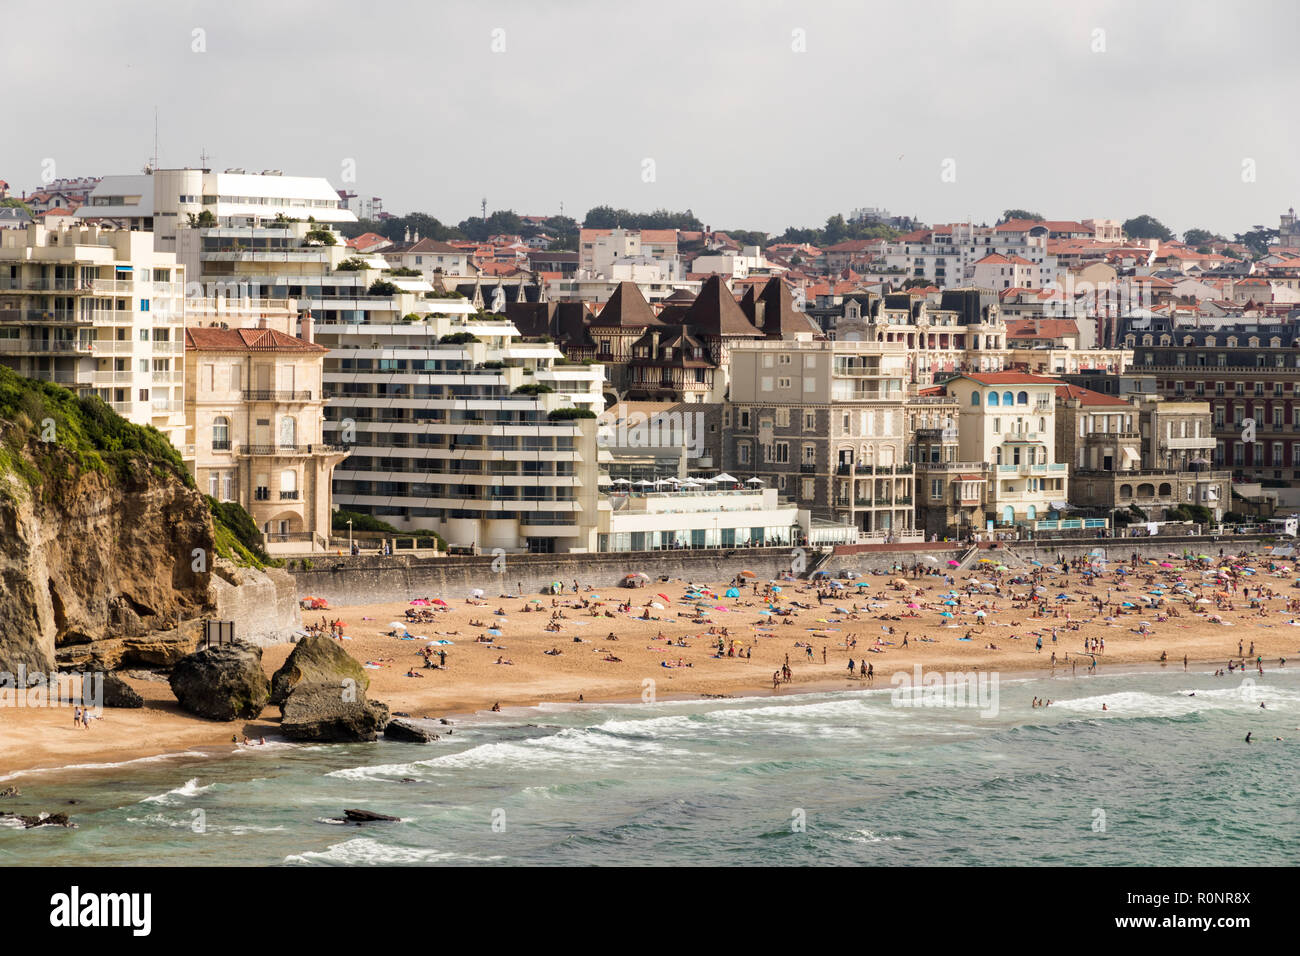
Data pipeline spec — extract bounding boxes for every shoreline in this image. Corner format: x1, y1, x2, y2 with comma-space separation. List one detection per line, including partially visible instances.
5, 551, 1297, 782
0, 653, 1276, 784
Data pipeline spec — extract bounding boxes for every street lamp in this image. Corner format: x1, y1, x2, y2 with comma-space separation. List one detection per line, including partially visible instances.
347, 518, 353, 555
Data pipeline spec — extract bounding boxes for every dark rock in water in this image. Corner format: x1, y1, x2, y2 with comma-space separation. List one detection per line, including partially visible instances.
269, 634, 368, 709
279, 681, 389, 742
400, 777, 417, 783
0, 787, 18, 798
169, 642, 270, 721
342, 808, 399, 823
5, 812, 78, 829
384, 718, 440, 743
392, 711, 411, 718
102, 673, 144, 708
439, 718, 453, 725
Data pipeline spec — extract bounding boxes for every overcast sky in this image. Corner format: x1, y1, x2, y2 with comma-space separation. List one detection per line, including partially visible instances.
5, 0, 1298, 237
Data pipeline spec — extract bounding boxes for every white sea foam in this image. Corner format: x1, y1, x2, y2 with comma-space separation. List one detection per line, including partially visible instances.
847, 828, 903, 844
0, 750, 211, 784
328, 726, 694, 781
141, 777, 212, 805
284, 837, 503, 866
1051, 684, 1299, 719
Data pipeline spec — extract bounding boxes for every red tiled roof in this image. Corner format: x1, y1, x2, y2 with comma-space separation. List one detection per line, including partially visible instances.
1054, 384, 1129, 406
185, 327, 325, 352
954, 372, 1062, 386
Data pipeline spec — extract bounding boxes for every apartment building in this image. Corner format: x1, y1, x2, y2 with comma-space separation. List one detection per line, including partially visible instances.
943, 372, 1069, 528
880, 223, 1058, 289
1121, 315, 1300, 480
185, 326, 346, 553
317, 302, 608, 554
907, 391, 987, 538
843, 288, 1010, 384
78, 167, 356, 278
725, 339, 914, 535
0, 223, 187, 446
1055, 384, 1226, 523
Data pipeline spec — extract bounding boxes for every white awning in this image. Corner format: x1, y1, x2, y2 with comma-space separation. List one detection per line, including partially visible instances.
1122, 447, 1140, 462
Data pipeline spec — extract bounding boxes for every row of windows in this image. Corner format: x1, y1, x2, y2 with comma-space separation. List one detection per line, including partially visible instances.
972, 390, 1032, 406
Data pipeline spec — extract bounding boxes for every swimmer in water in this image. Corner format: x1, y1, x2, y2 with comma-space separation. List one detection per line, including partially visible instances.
1245, 732, 1252, 744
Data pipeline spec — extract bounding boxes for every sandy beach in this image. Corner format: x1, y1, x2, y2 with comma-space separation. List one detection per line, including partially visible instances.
4, 548, 1299, 779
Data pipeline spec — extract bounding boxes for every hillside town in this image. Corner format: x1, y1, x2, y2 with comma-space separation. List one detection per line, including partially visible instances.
2, 167, 1296, 556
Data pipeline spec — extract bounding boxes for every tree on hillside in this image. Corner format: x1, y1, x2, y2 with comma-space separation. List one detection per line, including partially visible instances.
1183, 227, 1220, 246
1234, 225, 1278, 258
1123, 215, 1174, 241
1000, 208, 1043, 223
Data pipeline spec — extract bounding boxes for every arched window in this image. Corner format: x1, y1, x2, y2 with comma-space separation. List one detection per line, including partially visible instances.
1026, 504, 1037, 520
987, 392, 999, 406
1158, 482, 1172, 497
1205, 336, 1216, 346
1017, 391, 1028, 405
279, 416, 297, 448
212, 416, 229, 450
971, 391, 981, 406
1002, 391, 1014, 406
1119, 484, 1133, 499
1039, 417, 1046, 432
1002, 505, 1014, 525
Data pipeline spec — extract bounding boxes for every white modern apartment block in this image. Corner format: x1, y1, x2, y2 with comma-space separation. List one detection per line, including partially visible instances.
600, 486, 803, 551
690, 245, 783, 279
316, 300, 610, 554
0, 224, 187, 446
78, 167, 356, 281
881, 223, 1058, 289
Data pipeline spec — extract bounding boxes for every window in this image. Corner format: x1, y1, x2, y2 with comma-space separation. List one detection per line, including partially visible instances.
738, 443, 751, 464
987, 392, 999, 407
1017, 391, 1028, 405
739, 409, 750, 428
804, 411, 816, 430
777, 377, 791, 389
279, 416, 297, 448
801, 478, 815, 499
776, 408, 791, 427
764, 441, 790, 464
212, 416, 230, 450
971, 392, 981, 406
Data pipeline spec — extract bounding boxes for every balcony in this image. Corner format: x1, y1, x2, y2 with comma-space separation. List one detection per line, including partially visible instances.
279, 490, 300, 500
243, 389, 314, 403
239, 443, 347, 457
799, 463, 817, 473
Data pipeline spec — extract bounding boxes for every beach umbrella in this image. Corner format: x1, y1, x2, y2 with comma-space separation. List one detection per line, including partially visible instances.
947, 560, 960, 567
487, 628, 502, 636
975, 610, 986, 617
939, 611, 954, 618
740, 570, 757, 578
432, 598, 449, 607
657, 592, 670, 601
611, 478, 631, 485
771, 585, 782, 593
746, 477, 764, 484
979, 558, 994, 563
634, 479, 654, 487
388, 621, 406, 628
944, 599, 957, 606
906, 602, 920, 609
469, 588, 485, 599
715, 473, 738, 483
725, 588, 740, 598
650, 602, 665, 610
857, 582, 872, 588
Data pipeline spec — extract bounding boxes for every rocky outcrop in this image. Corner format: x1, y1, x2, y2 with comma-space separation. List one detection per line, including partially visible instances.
0, 429, 215, 675
210, 562, 302, 646
168, 642, 270, 721
101, 673, 144, 708
269, 634, 368, 708
279, 681, 390, 742
384, 718, 440, 743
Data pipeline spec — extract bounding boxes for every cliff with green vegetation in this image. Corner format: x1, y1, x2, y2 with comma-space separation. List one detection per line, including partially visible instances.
0, 368, 286, 674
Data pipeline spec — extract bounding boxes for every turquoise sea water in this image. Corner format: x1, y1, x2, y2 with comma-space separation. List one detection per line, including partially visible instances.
2, 668, 1297, 866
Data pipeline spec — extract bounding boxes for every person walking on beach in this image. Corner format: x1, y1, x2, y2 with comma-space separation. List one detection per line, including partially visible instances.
73, 705, 81, 729
1036, 636, 1043, 653
822, 646, 827, 664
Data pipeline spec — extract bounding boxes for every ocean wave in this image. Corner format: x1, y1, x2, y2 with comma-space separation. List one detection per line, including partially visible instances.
328, 726, 695, 781
0, 750, 212, 784
141, 777, 213, 805
1051, 685, 1298, 719
283, 837, 503, 866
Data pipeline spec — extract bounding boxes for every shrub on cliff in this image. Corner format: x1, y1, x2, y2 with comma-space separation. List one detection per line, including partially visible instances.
206, 497, 271, 567
0, 366, 191, 495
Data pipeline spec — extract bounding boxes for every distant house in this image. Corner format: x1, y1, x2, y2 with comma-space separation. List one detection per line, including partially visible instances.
0, 206, 33, 229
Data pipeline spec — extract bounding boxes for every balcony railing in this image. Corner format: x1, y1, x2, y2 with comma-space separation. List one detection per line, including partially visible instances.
242, 389, 313, 402
239, 443, 347, 456
279, 490, 300, 500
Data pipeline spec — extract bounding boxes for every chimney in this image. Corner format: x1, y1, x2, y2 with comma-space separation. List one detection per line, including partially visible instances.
258, 316, 268, 329
300, 310, 314, 343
